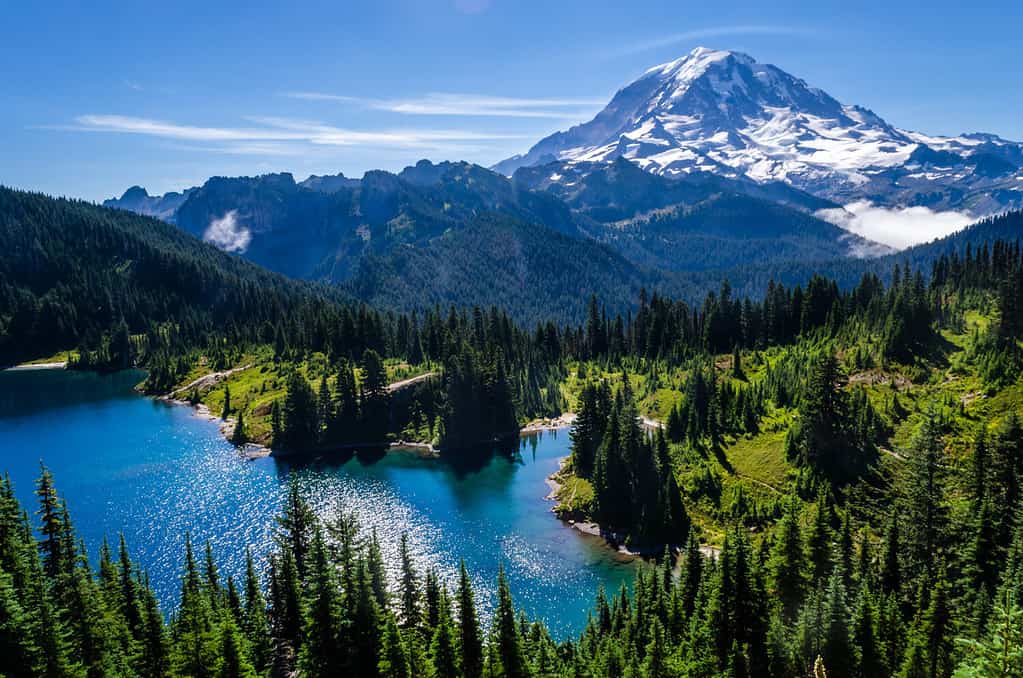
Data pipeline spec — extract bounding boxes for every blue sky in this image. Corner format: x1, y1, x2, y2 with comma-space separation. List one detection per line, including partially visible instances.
2, 0, 1020, 201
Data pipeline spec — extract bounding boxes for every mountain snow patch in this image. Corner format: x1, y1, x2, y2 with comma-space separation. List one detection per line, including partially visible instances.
204, 210, 251, 253
494, 47, 1023, 215
815, 201, 974, 251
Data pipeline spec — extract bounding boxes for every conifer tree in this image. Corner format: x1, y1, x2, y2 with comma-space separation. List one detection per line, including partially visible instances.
770, 498, 806, 622
852, 585, 884, 678
217, 616, 256, 678
270, 548, 304, 648
351, 557, 383, 675
35, 464, 65, 579
880, 514, 902, 598
807, 492, 834, 587
457, 561, 484, 678
398, 533, 422, 632
172, 534, 217, 677
821, 569, 856, 677
231, 409, 247, 446
641, 618, 670, 678
732, 345, 744, 380
242, 548, 271, 674
276, 480, 315, 578
379, 614, 411, 678
361, 348, 391, 442
428, 592, 460, 678
900, 574, 954, 678
299, 529, 345, 674
493, 566, 527, 678
904, 411, 948, 583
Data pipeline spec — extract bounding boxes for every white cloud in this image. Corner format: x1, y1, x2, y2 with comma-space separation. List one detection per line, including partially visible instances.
203, 210, 251, 253
73, 115, 305, 142
244, 116, 531, 147
816, 200, 975, 250
613, 25, 815, 57
63, 114, 529, 153
280, 91, 604, 119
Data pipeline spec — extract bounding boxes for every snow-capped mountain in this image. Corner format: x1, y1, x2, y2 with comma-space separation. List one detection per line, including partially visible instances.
495, 47, 1023, 215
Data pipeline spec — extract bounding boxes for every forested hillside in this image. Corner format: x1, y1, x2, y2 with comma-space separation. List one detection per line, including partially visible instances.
0, 187, 352, 368
104, 159, 889, 324
5, 186, 1023, 676
513, 157, 876, 272
547, 238, 1023, 674
343, 213, 655, 324
666, 209, 1023, 305
5, 236, 1023, 675
0, 187, 561, 452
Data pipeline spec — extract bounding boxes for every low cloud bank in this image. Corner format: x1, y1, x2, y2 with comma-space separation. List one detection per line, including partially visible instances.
203, 210, 251, 253
816, 201, 975, 251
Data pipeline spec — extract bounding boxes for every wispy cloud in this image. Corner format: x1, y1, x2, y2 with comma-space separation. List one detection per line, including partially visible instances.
71, 115, 305, 142
56, 114, 530, 154
160, 141, 309, 157
612, 25, 816, 57
281, 91, 604, 119
453, 0, 490, 14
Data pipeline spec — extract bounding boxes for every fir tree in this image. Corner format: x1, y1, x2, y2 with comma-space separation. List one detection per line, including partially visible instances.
771, 498, 807, 622
492, 565, 527, 678
428, 593, 460, 678
241, 549, 271, 674
457, 561, 484, 678
222, 384, 231, 419
398, 533, 422, 632
379, 614, 411, 678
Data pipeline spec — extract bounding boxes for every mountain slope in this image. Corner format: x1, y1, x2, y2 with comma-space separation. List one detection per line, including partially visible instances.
104, 163, 656, 325
105, 158, 885, 295
342, 212, 658, 324
0, 186, 350, 365
102, 185, 194, 221
669, 209, 1023, 304
513, 157, 885, 270
496, 47, 1023, 215
108, 162, 588, 284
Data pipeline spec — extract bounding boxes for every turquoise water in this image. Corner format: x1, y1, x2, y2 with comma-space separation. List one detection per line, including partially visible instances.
0, 368, 639, 638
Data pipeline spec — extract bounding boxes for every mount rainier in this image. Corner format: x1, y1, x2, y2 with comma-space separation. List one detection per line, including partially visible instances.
495, 47, 1023, 219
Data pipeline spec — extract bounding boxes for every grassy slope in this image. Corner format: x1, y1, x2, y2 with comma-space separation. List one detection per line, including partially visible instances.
555, 299, 1023, 547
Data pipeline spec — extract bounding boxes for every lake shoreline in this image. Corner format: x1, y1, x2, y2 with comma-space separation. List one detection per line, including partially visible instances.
521, 412, 577, 434
165, 386, 574, 461
158, 395, 274, 459
2, 366, 643, 638
544, 455, 648, 560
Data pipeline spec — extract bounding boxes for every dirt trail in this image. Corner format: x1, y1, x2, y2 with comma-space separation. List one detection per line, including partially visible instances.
169, 364, 252, 398
386, 371, 438, 393
879, 446, 906, 461
733, 471, 784, 494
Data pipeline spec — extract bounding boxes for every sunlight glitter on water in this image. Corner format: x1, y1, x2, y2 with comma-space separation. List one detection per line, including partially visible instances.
0, 370, 641, 638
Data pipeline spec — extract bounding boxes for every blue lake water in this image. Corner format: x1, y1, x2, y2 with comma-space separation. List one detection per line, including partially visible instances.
0, 368, 639, 638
